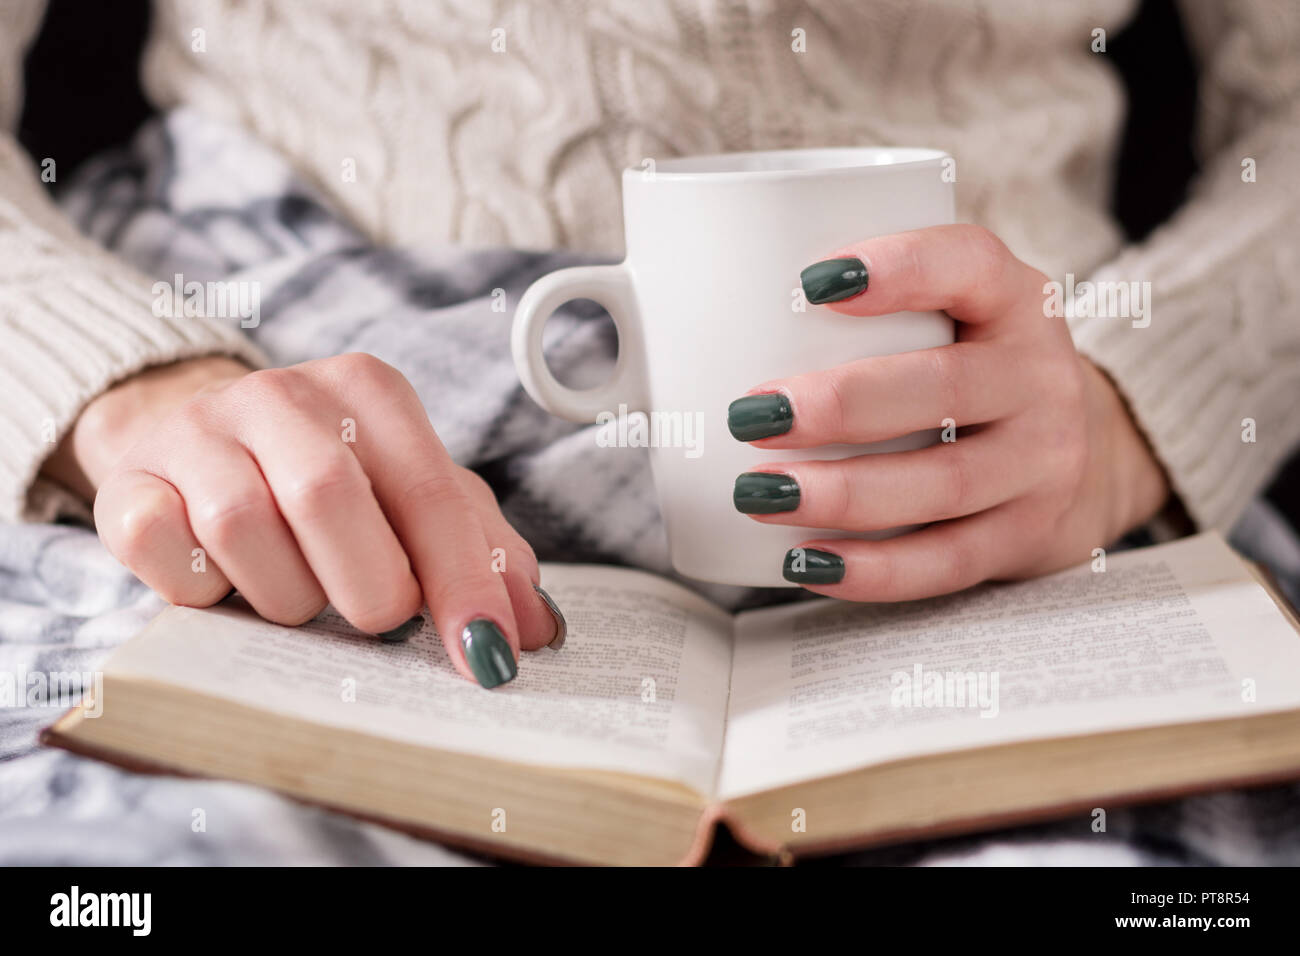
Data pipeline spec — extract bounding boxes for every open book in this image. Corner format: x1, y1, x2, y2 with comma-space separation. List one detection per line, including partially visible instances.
44, 531, 1300, 866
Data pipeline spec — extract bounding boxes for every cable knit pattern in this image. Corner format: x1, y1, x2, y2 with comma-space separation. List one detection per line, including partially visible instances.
1, 0, 1298, 532
0, 142, 268, 521
1068, 0, 1300, 530
139, 0, 1132, 271
0, 1, 267, 522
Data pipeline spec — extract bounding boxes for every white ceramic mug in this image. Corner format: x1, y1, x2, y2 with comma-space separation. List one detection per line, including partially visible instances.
513, 147, 954, 587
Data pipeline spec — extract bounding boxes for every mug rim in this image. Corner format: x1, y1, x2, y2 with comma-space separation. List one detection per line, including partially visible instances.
625, 146, 949, 183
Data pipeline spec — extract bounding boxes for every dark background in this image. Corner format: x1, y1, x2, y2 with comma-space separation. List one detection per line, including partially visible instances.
13, 0, 1300, 526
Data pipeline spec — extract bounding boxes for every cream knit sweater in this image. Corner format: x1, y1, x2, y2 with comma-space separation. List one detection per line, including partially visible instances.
2, 0, 1298, 531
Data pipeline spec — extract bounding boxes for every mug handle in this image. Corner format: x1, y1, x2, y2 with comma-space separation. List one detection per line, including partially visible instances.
511, 264, 648, 422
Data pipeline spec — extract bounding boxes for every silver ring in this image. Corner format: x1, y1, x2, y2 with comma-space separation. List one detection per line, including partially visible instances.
534, 584, 567, 650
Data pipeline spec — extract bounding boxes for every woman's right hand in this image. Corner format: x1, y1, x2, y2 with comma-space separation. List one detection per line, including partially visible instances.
47, 352, 559, 688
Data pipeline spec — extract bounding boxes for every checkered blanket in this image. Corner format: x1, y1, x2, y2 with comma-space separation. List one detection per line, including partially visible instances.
3, 108, 1299, 864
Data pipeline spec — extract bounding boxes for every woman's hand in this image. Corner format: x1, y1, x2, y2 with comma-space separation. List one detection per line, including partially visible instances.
729, 224, 1172, 600
44, 353, 560, 687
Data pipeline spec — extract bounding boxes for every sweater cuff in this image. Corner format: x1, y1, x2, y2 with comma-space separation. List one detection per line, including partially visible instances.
1068, 248, 1300, 534
0, 260, 267, 523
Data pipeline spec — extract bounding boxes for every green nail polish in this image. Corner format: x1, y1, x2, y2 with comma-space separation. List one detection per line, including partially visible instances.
782, 547, 845, 584
461, 618, 517, 688
379, 614, 424, 643
801, 256, 868, 304
728, 393, 793, 442
734, 472, 801, 514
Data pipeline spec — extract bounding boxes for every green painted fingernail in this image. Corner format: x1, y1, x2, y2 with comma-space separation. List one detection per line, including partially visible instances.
379, 614, 424, 643
782, 547, 845, 584
734, 472, 801, 514
461, 618, 517, 688
727, 393, 793, 442
801, 256, 868, 304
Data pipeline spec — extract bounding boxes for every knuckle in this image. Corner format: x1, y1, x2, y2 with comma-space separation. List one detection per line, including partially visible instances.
334, 572, 422, 634
824, 465, 857, 524
232, 367, 308, 409
427, 570, 504, 622
101, 483, 180, 561
332, 352, 404, 392
167, 398, 219, 435
1025, 266, 1054, 302
261, 598, 328, 628
189, 494, 267, 549
158, 574, 231, 609
819, 370, 852, 439
401, 472, 472, 510
867, 549, 901, 600
927, 346, 965, 419
890, 231, 927, 285
456, 467, 496, 503
935, 447, 977, 515
342, 591, 422, 634
958, 225, 1015, 307
279, 459, 365, 518
505, 538, 539, 577
938, 446, 973, 516
937, 538, 978, 594
959, 224, 1009, 265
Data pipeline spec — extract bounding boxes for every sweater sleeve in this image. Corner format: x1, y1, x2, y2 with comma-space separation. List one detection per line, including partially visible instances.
1068, 0, 1300, 533
0, 0, 266, 522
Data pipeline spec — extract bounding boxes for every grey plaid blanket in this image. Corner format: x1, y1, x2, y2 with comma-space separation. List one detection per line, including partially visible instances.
3, 108, 1300, 865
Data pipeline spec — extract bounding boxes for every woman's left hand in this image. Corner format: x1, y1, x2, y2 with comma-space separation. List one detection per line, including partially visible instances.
729, 224, 1172, 600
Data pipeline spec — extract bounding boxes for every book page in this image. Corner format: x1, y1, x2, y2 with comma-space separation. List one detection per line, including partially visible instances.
718, 533, 1300, 799
103, 564, 734, 796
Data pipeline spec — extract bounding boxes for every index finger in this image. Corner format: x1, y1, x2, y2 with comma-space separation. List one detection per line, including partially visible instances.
325, 355, 521, 689
800, 224, 1042, 329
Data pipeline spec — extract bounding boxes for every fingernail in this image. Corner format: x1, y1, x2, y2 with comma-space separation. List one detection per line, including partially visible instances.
782, 547, 845, 584
378, 613, 424, 644
533, 583, 567, 650
734, 472, 801, 514
461, 618, 517, 688
801, 256, 868, 304
728, 393, 793, 442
